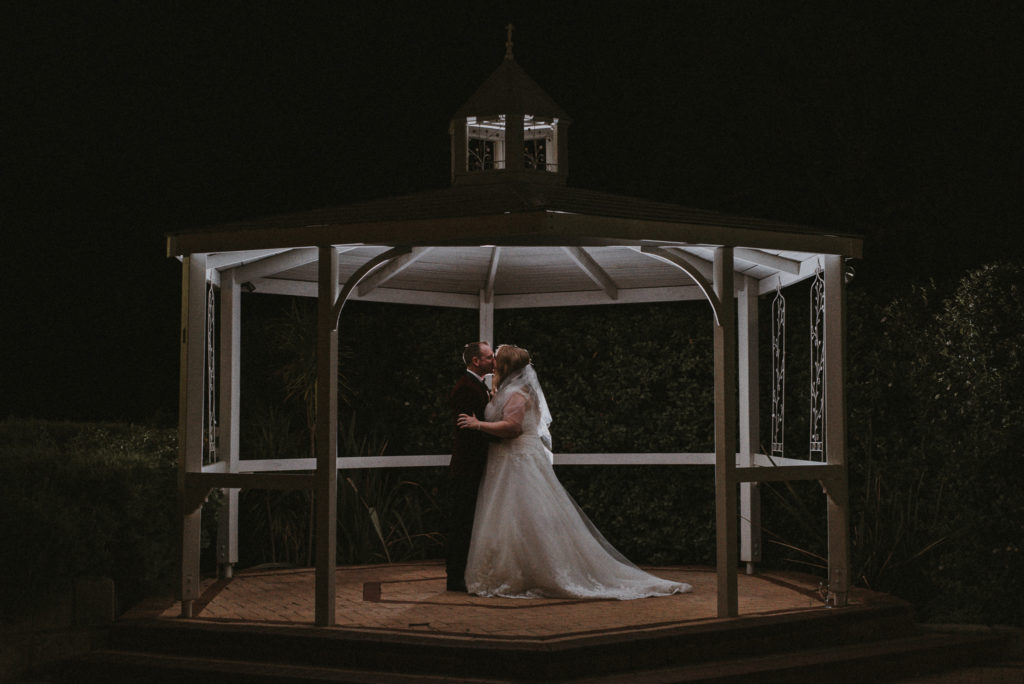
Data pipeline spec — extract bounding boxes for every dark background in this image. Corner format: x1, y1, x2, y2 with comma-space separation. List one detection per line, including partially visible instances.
5, 1, 1021, 422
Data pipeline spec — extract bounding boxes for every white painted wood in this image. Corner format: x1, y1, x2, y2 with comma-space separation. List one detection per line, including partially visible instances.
824, 254, 851, 607
177, 254, 207, 616
331, 247, 412, 328
484, 246, 501, 302
755, 255, 830, 296
753, 453, 836, 468
735, 464, 843, 482
357, 247, 432, 296
206, 249, 289, 271
738, 275, 762, 567
562, 246, 618, 300
493, 286, 707, 308
215, 270, 241, 574
478, 290, 494, 346
713, 247, 738, 617
232, 247, 319, 281
641, 245, 724, 325
671, 246, 749, 291
251, 278, 482, 308
200, 451, 860, 473
314, 246, 339, 627
734, 248, 801, 274
250, 278, 711, 309
201, 453, 721, 472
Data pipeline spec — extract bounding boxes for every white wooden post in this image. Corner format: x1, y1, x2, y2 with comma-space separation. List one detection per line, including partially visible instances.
713, 247, 739, 617
738, 275, 762, 575
315, 246, 339, 626
824, 255, 850, 607
177, 254, 206, 617
479, 289, 494, 345
216, 269, 241, 579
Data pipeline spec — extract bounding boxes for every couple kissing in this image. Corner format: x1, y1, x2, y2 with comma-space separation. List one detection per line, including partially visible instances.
445, 342, 692, 599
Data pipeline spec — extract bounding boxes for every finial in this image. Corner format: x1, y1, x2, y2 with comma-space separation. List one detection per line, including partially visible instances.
505, 23, 515, 60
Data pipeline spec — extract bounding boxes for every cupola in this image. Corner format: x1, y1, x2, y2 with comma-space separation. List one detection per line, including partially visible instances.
449, 25, 571, 186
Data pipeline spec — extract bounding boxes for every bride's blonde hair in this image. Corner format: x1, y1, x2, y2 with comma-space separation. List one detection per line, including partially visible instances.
493, 344, 531, 389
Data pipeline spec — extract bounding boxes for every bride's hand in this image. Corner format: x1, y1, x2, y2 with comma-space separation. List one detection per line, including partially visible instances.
456, 413, 478, 430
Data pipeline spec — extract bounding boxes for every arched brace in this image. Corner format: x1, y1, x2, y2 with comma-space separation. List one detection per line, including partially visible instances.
638, 244, 725, 325
329, 246, 412, 331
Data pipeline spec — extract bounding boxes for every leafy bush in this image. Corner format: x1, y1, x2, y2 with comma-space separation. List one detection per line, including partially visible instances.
0, 419, 189, 621
762, 262, 1024, 625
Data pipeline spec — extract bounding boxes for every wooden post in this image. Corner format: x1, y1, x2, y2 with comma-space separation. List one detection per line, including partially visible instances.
713, 247, 738, 617
505, 114, 524, 170
177, 254, 206, 617
216, 269, 241, 579
450, 118, 467, 184
738, 275, 762, 575
479, 289, 494, 346
315, 246, 339, 626
824, 255, 850, 607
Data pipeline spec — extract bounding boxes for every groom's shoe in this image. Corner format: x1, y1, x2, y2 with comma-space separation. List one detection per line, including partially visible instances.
446, 575, 467, 592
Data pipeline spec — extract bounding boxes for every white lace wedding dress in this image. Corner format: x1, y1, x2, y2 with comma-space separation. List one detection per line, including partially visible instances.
465, 366, 692, 600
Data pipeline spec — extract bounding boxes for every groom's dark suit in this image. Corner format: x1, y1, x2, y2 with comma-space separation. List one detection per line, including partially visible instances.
446, 370, 491, 590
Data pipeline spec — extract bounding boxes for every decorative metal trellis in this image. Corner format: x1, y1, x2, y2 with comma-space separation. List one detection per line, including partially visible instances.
808, 264, 826, 461
770, 282, 786, 459
204, 283, 218, 465
769, 266, 828, 462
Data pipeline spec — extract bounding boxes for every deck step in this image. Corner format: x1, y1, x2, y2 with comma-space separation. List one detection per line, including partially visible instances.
60, 628, 1011, 683
75, 601, 916, 680
64, 648, 504, 683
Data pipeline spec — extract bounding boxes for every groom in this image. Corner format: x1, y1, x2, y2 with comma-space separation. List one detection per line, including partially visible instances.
445, 341, 494, 592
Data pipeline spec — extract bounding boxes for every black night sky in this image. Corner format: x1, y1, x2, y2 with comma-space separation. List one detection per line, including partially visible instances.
5, 2, 1021, 422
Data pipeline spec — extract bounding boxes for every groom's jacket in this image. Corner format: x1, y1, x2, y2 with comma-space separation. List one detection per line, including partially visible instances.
449, 371, 491, 481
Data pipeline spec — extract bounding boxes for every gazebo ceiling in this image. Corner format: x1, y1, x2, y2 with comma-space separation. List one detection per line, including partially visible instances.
169, 180, 862, 310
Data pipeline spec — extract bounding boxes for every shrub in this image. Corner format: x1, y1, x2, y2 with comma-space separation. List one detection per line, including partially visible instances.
0, 419, 189, 621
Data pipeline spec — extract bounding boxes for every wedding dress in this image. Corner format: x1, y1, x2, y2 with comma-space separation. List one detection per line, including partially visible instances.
465, 365, 692, 599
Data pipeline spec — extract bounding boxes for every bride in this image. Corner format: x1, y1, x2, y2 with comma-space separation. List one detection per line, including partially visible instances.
456, 344, 692, 599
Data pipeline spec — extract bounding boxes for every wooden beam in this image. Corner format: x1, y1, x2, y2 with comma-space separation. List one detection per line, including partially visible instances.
356, 247, 432, 296
177, 254, 206, 617
639, 244, 723, 324
734, 464, 843, 482
713, 247, 738, 618
248, 279, 709, 309
315, 246, 339, 627
484, 246, 501, 302
206, 249, 288, 271
200, 452, 851, 472
479, 290, 494, 347
232, 247, 319, 281
562, 246, 618, 300
216, 270, 241, 576
185, 472, 315, 515
167, 211, 863, 259
734, 248, 801, 274
824, 254, 851, 607
331, 246, 412, 329
738, 276, 762, 571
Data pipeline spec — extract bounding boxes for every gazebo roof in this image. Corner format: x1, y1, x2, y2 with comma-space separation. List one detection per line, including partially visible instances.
167, 46, 860, 310
453, 57, 570, 120
167, 180, 861, 309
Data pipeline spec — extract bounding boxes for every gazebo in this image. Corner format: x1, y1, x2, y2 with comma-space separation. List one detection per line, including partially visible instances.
168, 37, 862, 627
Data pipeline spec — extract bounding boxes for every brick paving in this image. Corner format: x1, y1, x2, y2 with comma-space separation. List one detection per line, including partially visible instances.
127, 561, 867, 640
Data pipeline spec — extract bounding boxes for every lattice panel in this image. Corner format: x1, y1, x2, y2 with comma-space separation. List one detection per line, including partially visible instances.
771, 283, 786, 458
809, 265, 826, 461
